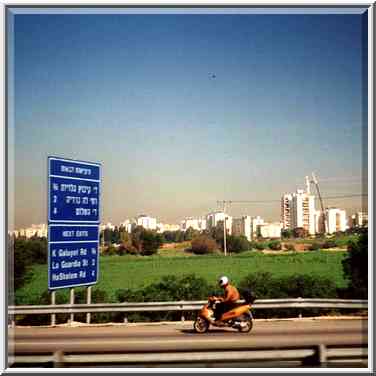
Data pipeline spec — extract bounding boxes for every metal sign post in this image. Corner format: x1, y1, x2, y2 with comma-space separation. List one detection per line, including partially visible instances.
86, 286, 92, 324
50, 291, 56, 326
69, 288, 75, 323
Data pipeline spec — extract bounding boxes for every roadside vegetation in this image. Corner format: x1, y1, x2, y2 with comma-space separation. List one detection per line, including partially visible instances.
10, 226, 367, 324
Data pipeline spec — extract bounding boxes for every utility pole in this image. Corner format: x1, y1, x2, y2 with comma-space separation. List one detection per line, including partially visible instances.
217, 200, 232, 256
223, 201, 227, 256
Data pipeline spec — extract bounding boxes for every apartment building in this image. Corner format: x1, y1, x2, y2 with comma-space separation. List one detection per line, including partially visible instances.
326, 208, 347, 234
180, 217, 207, 232
157, 223, 180, 233
349, 212, 368, 228
258, 222, 282, 239
16, 223, 48, 238
232, 216, 252, 241
251, 216, 265, 239
206, 211, 232, 234
281, 194, 292, 229
281, 188, 315, 235
136, 215, 157, 230
314, 210, 326, 234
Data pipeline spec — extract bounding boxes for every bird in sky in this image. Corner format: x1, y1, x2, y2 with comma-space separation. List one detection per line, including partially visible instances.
209, 73, 216, 79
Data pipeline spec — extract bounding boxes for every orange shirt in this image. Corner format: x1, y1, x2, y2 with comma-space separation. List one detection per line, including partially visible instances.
223, 284, 240, 303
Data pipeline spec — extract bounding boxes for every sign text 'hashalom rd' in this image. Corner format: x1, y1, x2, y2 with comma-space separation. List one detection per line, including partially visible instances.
48, 157, 101, 290
48, 157, 101, 223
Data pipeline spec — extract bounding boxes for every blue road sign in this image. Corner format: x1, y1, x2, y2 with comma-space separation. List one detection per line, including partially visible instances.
48, 239, 99, 290
48, 157, 101, 290
48, 157, 101, 223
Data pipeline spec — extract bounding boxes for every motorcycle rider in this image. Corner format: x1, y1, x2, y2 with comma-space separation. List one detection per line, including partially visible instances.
213, 276, 240, 322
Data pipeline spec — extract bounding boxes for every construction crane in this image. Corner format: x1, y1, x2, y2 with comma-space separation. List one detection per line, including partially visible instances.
310, 172, 327, 233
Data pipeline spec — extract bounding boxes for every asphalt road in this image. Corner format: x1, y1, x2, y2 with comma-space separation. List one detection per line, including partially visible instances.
9, 317, 367, 355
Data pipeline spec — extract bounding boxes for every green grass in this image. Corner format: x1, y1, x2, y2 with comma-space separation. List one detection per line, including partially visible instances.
15, 250, 349, 305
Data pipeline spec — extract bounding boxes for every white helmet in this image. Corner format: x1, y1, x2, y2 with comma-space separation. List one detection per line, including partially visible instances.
218, 276, 229, 287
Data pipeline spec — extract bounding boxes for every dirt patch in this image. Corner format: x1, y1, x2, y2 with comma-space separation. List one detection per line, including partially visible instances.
292, 243, 311, 251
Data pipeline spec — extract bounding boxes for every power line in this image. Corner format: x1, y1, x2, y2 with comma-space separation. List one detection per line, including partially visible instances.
217, 194, 367, 205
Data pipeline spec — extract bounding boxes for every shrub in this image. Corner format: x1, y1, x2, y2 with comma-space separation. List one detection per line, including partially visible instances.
268, 240, 282, 251
131, 226, 163, 255
239, 271, 338, 318
124, 244, 139, 255
103, 245, 117, 256
293, 227, 308, 238
308, 242, 321, 251
190, 235, 218, 254
284, 243, 296, 251
116, 274, 215, 322
227, 235, 250, 253
322, 240, 337, 249
281, 229, 293, 239
342, 232, 368, 299
250, 241, 267, 250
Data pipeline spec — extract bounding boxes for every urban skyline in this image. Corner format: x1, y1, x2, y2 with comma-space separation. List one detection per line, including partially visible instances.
10, 11, 367, 229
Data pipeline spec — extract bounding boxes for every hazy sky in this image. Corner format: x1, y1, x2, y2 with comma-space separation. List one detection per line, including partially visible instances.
10, 10, 368, 228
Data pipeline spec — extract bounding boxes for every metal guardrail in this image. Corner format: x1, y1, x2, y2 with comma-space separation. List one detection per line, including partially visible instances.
8, 298, 367, 315
8, 344, 368, 367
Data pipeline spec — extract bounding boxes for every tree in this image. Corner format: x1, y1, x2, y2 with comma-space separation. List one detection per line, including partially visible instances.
342, 232, 368, 298
141, 231, 163, 256
103, 228, 112, 245
226, 235, 251, 253
184, 227, 200, 241
293, 227, 308, 238
131, 226, 162, 256
211, 222, 227, 251
268, 240, 282, 251
281, 229, 293, 239
190, 235, 218, 254
112, 226, 120, 244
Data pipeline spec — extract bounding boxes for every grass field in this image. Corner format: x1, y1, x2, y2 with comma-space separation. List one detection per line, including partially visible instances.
14, 250, 349, 305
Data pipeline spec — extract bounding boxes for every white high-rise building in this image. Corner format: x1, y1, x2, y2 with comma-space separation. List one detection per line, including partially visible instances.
206, 212, 232, 234
180, 217, 207, 232
281, 194, 292, 229
314, 210, 326, 234
326, 208, 347, 234
136, 215, 157, 230
281, 182, 316, 235
232, 216, 252, 241
290, 189, 316, 235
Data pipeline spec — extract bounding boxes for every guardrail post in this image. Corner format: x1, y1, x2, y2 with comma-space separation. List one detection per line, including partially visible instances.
51, 291, 56, 326
69, 288, 74, 324
86, 286, 92, 324
318, 344, 327, 366
298, 297, 302, 318
53, 350, 64, 368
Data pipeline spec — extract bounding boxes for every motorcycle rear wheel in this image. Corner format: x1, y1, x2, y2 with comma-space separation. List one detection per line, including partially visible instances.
238, 315, 253, 333
194, 317, 209, 333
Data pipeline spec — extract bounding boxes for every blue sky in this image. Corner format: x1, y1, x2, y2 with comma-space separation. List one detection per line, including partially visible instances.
11, 11, 367, 228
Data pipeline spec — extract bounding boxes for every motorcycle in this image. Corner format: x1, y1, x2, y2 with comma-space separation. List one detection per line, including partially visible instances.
193, 294, 254, 333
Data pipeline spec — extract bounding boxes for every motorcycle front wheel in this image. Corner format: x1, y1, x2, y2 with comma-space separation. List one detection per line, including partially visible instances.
238, 315, 253, 333
193, 316, 209, 333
